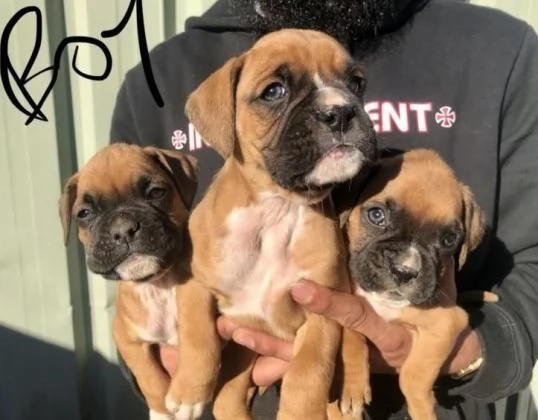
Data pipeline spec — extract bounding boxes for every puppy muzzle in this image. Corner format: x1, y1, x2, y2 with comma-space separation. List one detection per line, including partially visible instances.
86, 206, 181, 281
263, 81, 377, 194
351, 242, 440, 305
304, 143, 370, 187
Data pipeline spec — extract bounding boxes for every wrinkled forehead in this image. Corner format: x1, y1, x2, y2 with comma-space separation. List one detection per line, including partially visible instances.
240, 30, 352, 86
366, 163, 463, 226
76, 148, 165, 201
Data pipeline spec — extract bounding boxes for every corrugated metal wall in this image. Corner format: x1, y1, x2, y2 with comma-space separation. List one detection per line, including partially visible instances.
0, 1, 536, 419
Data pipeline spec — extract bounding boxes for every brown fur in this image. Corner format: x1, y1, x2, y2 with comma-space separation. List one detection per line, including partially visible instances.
186, 29, 371, 420
59, 143, 220, 418
341, 149, 488, 420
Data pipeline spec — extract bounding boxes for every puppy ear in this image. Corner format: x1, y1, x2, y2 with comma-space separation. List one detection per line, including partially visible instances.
458, 184, 486, 268
59, 173, 79, 246
144, 147, 198, 209
185, 56, 245, 158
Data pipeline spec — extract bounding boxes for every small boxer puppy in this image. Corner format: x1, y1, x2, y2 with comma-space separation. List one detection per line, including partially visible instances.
185, 29, 377, 420
338, 149, 487, 420
59, 144, 219, 420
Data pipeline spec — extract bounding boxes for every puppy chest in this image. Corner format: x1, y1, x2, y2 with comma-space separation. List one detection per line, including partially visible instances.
131, 284, 178, 345
217, 195, 305, 319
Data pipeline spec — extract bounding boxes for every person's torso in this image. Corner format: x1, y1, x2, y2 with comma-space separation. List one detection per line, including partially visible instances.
120, 2, 528, 418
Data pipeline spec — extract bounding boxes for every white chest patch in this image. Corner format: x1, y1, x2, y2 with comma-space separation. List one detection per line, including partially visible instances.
132, 282, 178, 345
356, 287, 410, 321
217, 193, 305, 320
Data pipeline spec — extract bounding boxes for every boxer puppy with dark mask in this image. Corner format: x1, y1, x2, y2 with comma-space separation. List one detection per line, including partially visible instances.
60, 144, 219, 420
185, 29, 377, 420
338, 149, 488, 420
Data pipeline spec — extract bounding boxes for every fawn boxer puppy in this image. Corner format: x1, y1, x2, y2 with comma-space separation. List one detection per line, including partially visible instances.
339, 149, 487, 420
185, 29, 377, 420
59, 144, 219, 420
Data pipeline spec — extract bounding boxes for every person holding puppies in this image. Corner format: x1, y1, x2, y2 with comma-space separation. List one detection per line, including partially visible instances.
109, 0, 538, 419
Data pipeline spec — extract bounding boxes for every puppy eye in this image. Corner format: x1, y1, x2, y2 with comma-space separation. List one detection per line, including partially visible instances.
367, 207, 386, 226
146, 187, 167, 200
76, 208, 92, 220
349, 75, 366, 95
441, 232, 459, 249
261, 82, 288, 102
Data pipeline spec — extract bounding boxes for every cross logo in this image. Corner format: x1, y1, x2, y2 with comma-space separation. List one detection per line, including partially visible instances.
171, 129, 188, 150
435, 106, 456, 128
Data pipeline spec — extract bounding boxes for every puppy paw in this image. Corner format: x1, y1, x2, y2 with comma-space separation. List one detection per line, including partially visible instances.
165, 394, 205, 420
338, 380, 371, 419
149, 409, 173, 420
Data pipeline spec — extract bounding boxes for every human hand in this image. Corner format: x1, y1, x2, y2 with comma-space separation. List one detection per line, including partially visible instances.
291, 257, 481, 375
289, 277, 413, 374
160, 258, 480, 381
216, 317, 293, 386
213, 290, 410, 383
156, 319, 293, 386
158, 344, 179, 377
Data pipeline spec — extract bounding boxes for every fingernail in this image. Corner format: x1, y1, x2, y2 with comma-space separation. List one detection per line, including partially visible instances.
291, 282, 314, 304
233, 331, 256, 350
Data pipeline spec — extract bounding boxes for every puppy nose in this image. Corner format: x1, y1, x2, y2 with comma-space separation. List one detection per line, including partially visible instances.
390, 263, 419, 283
316, 105, 356, 131
110, 215, 140, 243
390, 246, 422, 283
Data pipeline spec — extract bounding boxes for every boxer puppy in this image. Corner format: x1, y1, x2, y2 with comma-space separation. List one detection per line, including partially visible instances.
339, 149, 487, 420
185, 29, 377, 420
59, 144, 219, 420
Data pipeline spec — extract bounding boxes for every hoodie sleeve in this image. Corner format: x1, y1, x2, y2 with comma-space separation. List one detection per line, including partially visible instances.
448, 23, 538, 402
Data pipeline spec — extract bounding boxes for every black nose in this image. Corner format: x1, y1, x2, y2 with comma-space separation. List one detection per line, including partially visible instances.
110, 215, 140, 244
390, 263, 419, 284
316, 105, 356, 131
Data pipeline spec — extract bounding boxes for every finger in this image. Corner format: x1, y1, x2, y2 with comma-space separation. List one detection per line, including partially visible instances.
291, 280, 384, 339
216, 316, 239, 341
251, 356, 289, 387
365, 320, 413, 361
232, 328, 294, 362
158, 344, 178, 377
368, 344, 398, 374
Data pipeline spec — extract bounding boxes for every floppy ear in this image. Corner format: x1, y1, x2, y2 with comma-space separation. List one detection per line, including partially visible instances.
144, 147, 198, 209
185, 56, 245, 158
458, 183, 486, 268
59, 173, 79, 246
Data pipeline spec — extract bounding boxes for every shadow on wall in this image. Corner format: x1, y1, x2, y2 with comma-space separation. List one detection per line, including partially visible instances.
0, 325, 146, 420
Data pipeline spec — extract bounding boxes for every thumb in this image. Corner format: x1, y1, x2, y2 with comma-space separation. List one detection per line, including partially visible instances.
291, 280, 411, 353
291, 280, 382, 337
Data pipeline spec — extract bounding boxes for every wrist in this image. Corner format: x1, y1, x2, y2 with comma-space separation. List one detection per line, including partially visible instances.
443, 327, 482, 375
